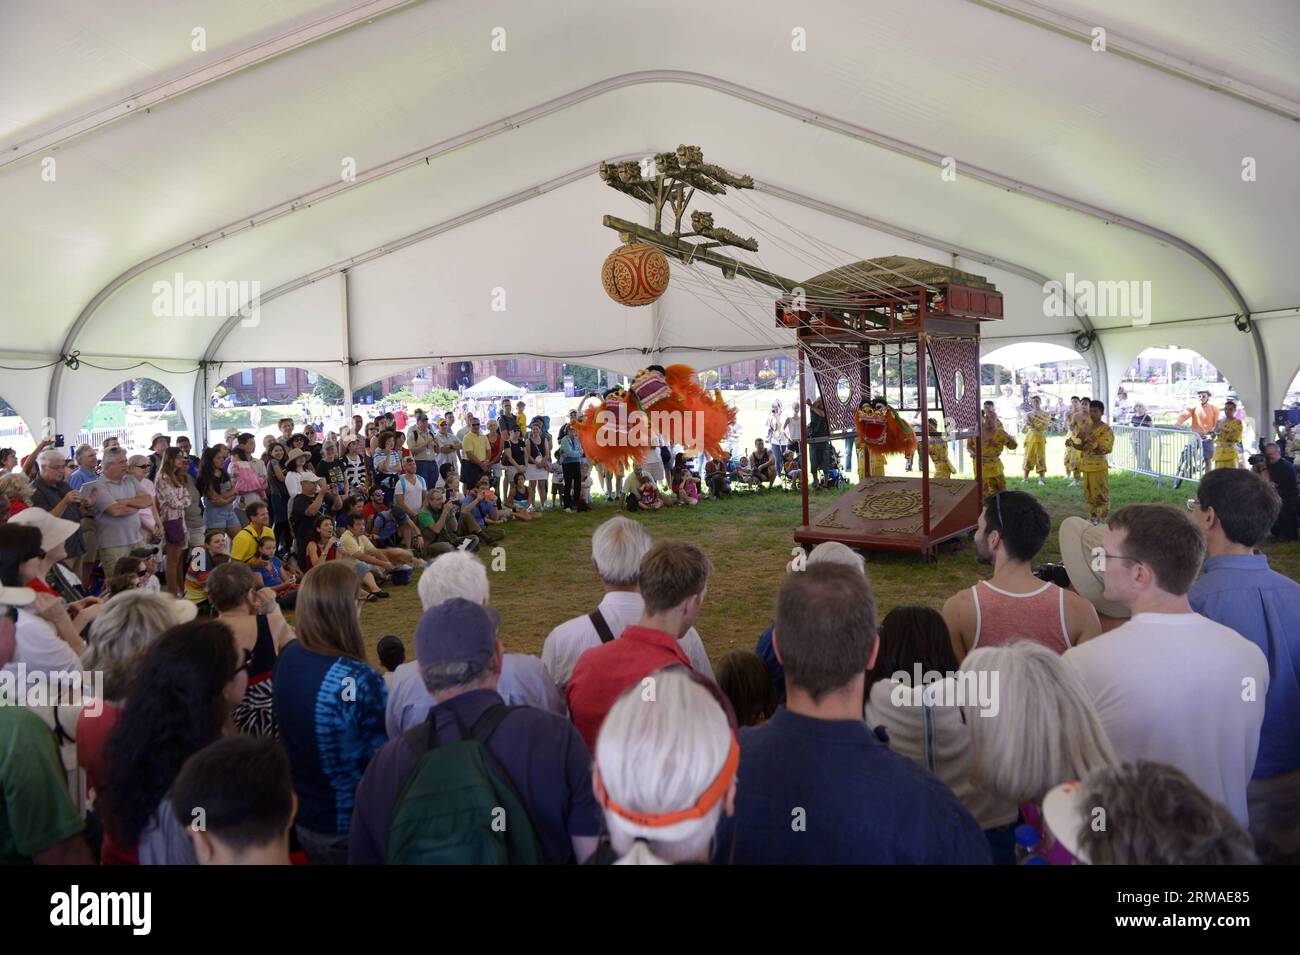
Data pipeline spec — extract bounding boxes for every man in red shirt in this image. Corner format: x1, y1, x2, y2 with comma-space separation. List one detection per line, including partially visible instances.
566, 540, 713, 750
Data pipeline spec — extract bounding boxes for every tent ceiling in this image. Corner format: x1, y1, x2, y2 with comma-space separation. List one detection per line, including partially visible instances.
1, 0, 1297, 430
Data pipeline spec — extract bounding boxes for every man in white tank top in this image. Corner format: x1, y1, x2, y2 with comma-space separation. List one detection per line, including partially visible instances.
943, 490, 1102, 662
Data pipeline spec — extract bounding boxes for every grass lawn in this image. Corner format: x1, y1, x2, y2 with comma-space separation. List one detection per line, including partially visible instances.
350, 471, 1300, 668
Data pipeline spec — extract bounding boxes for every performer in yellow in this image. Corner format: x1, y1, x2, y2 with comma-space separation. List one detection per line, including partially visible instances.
968, 403, 1017, 495
1212, 399, 1243, 469
1064, 396, 1085, 487
1067, 399, 1115, 524
1022, 395, 1050, 486
926, 418, 953, 478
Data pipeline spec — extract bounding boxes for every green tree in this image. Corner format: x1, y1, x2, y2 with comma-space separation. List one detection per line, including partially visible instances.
569, 365, 605, 394
135, 378, 173, 408
314, 378, 344, 403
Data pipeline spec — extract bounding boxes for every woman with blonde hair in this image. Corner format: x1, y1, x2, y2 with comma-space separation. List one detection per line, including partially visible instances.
963, 642, 1117, 863
593, 666, 738, 865
272, 561, 387, 864
154, 447, 191, 596
0, 471, 34, 515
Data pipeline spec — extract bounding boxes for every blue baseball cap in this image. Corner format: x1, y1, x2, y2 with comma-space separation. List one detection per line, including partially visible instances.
414, 598, 500, 669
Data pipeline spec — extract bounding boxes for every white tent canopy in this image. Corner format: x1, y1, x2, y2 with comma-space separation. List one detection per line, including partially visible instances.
3, 0, 1298, 442
982, 342, 1087, 372
463, 376, 524, 399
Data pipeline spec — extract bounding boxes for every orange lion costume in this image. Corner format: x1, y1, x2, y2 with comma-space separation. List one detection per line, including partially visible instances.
575, 364, 737, 471
855, 396, 916, 478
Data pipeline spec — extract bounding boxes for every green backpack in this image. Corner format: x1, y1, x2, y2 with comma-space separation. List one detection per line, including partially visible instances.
386, 703, 545, 865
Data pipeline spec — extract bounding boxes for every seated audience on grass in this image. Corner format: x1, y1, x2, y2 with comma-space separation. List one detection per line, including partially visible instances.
507, 472, 542, 521
376, 634, 405, 690
184, 528, 230, 609
714, 562, 991, 865
350, 598, 601, 864
543, 516, 714, 690
393, 457, 427, 551
387, 551, 565, 737
9, 507, 104, 627
101, 620, 248, 865
253, 536, 298, 609
943, 491, 1102, 661
1042, 761, 1258, 865
78, 591, 197, 864
635, 473, 668, 511
340, 511, 416, 574
0, 522, 87, 679
305, 515, 387, 600
567, 540, 713, 751
1187, 467, 1300, 863
704, 458, 730, 497
273, 561, 388, 865
864, 605, 1018, 845
229, 500, 275, 565
781, 451, 799, 487
751, 439, 778, 487
1063, 504, 1269, 829
754, 541, 864, 706
416, 485, 468, 554
208, 561, 296, 738
460, 476, 506, 542
962, 642, 1116, 864
285, 449, 327, 567
714, 650, 777, 727
169, 735, 297, 866
0, 583, 92, 864
592, 667, 737, 865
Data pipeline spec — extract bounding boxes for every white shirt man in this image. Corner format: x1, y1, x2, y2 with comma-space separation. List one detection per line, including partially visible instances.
432, 424, 461, 470
1063, 504, 1268, 827
541, 515, 714, 689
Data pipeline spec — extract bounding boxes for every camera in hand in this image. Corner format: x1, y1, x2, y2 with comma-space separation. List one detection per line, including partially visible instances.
1033, 562, 1071, 589
54, 434, 65, 447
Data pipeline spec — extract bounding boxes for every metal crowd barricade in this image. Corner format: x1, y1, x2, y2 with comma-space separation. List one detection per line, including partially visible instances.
1110, 423, 1206, 486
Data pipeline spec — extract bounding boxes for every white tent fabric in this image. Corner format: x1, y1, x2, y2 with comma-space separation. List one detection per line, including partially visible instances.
463, 376, 523, 399
982, 342, 1087, 371
2, 0, 1298, 442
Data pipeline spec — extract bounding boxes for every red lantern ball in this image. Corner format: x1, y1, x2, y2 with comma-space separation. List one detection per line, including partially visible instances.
601, 242, 670, 307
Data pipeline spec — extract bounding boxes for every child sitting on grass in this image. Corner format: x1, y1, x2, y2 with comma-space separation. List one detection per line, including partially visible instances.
782, 450, 801, 488
254, 536, 299, 610
637, 473, 671, 510
376, 635, 406, 691
507, 472, 542, 521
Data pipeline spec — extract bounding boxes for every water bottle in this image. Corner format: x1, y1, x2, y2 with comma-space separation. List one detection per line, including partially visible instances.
1014, 823, 1043, 865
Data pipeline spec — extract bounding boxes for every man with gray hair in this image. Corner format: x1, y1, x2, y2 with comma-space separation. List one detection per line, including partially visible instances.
387, 551, 565, 738
29, 448, 86, 572
542, 516, 713, 689
349, 598, 602, 864
88, 446, 153, 571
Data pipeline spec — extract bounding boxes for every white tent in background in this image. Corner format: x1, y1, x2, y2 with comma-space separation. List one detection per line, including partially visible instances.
983, 342, 1087, 372
2, 1, 1297, 442
463, 376, 525, 399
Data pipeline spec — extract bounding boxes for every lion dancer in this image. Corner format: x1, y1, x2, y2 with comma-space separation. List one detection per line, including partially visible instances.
855, 397, 917, 478
1021, 395, 1050, 486
969, 402, 1017, 494
1211, 399, 1243, 469
926, 418, 954, 478
1067, 399, 1114, 524
1064, 396, 1085, 487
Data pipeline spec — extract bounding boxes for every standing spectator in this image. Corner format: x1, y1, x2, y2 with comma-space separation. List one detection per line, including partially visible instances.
1063, 504, 1269, 827
407, 411, 438, 488
273, 562, 388, 864
0, 583, 91, 864
77, 590, 196, 863
0, 473, 33, 516
525, 419, 552, 509
566, 541, 713, 751
209, 561, 296, 737
943, 491, 1101, 660
765, 400, 786, 464
486, 418, 504, 498
393, 457, 427, 552
558, 423, 584, 512
0, 449, 15, 474
593, 667, 737, 864
1189, 469, 1300, 861
169, 736, 296, 865
90, 446, 153, 570
543, 516, 714, 689
127, 455, 163, 546
146, 434, 170, 482
713, 563, 991, 864
351, 598, 601, 864
341, 437, 369, 496
67, 444, 98, 491
30, 448, 86, 572
1175, 389, 1220, 469
806, 397, 832, 486
1262, 442, 1298, 540
174, 435, 198, 479
460, 416, 491, 490
514, 400, 528, 437
228, 433, 267, 511
263, 441, 292, 557
196, 445, 240, 535
102, 620, 248, 864
154, 447, 192, 597
370, 431, 402, 502
501, 426, 526, 501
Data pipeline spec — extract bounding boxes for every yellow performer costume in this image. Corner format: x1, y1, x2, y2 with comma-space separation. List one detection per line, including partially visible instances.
1068, 420, 1114, 521
1022, 409, 1051, 479
1213, 418, 1242, 470
1063, 415, 1083, 481
968, 424, 1013, 495
928, 440, 954, 479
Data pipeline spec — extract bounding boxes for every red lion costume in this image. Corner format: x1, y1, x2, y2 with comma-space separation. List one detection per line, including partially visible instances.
855, 396, 916, 477
575, 364, 737, 471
